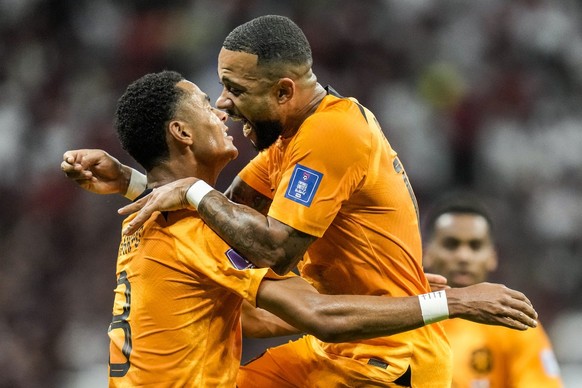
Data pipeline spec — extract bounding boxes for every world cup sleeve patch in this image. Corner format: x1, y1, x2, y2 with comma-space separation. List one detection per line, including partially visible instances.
284, 164, 323, 207
225, 248, 255, 270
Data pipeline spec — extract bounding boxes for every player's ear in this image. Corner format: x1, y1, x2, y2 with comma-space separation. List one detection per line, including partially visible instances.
275, 78, 295, 104
168, 120, 193, 146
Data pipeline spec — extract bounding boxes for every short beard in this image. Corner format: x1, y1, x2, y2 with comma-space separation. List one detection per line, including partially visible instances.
253, 120, 284, 151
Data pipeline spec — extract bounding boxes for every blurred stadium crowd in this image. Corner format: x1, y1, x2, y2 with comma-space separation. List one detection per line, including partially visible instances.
0, 0, 581, 386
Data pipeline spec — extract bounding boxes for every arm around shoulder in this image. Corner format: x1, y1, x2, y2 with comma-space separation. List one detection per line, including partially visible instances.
199, 183, 317, 274
256, 279, 539, 343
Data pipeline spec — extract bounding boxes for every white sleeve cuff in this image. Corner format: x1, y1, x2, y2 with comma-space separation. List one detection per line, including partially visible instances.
124, 168, 147, 200
418, 290, 449, 325
185, 180, 214, 210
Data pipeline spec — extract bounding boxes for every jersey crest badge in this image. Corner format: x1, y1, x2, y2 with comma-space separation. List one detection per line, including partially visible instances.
225, 248, 255, 270
470, 347, 493, 374
284, 164, 323, 207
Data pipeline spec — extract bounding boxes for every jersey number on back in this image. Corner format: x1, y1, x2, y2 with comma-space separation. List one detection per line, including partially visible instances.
109, 270, 132, 377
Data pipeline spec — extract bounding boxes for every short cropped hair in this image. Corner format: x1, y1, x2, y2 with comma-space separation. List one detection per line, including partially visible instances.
422, 192, 494, 241
223, 15, 312, 67
115, 70, 185, 171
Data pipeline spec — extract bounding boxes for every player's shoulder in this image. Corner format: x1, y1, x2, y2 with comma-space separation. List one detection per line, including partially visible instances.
302, 99, 370, 140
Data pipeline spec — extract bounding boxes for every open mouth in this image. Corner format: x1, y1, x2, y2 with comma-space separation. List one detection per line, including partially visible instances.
229, 115, 254, 138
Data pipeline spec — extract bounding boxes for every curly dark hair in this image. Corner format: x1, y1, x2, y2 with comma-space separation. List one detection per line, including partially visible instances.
222, 15, 312, 68
115, 70, 185, 171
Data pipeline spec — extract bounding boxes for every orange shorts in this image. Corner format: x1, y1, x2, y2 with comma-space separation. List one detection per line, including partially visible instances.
237, 335, 411, 388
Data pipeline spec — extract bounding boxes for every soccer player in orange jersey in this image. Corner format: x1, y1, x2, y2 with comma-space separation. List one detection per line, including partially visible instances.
62, 16, 539, 387
423, 193, 563, 388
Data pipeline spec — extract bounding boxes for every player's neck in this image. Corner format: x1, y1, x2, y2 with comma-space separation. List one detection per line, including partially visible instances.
146, 161, 220, 189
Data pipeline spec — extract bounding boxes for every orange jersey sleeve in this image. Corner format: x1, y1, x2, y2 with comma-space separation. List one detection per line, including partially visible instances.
109, 209, 279, 387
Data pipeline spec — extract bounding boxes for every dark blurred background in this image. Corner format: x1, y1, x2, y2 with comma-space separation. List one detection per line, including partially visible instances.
1, 0, 581, 386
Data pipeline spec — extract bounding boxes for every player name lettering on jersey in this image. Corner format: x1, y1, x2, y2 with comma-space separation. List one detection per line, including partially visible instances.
119, 225, 144, 256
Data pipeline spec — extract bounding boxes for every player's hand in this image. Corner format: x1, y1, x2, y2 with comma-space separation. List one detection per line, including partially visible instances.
447, 282, 538, 330
61, 149, 130, 195
425, 273, 449, 291
118, 177, 198, 235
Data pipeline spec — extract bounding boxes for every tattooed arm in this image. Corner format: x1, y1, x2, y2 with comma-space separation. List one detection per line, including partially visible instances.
205, 176, 316, 273
224, 176, 272, 216
196, 186, 315, 274
119, 176, 317, 275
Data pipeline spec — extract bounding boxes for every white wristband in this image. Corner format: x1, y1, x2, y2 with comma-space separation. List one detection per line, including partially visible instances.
418, 290, 449, 325
185, 180, 214, 210
124, 168, 147, 200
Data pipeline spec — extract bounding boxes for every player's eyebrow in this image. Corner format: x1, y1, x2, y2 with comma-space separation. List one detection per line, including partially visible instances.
198, 93, 211, 106
220, 76, 247, 91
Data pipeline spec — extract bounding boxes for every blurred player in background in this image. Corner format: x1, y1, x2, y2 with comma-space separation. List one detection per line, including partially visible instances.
423, 193, 563, 388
